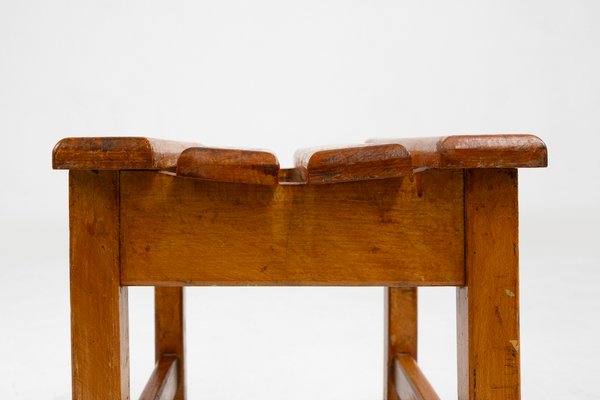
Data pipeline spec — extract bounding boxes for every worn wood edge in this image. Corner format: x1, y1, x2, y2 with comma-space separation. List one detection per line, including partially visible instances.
176, 147, 280, 185
368, 134, 548, 169
139, 355, 178, 400
53, 137, 198, 170
394, 354, 441, 400
367, 137, 445, 170
440, 134, 547, 168
294, 143, 412, 184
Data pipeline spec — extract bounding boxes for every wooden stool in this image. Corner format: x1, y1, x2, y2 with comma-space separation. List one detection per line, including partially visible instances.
52, 135, 547, 400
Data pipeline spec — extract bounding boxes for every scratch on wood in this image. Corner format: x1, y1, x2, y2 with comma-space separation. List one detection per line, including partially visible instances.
494, 306, 503, 323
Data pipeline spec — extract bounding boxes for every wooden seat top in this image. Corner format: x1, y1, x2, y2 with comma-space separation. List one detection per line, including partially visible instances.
53, 134, 547, 184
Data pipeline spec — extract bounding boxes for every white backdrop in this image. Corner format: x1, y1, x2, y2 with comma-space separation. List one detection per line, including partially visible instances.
1, 0, 599, 399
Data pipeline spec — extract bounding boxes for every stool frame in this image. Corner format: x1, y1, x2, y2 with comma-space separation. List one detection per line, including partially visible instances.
54, 135, 547, 400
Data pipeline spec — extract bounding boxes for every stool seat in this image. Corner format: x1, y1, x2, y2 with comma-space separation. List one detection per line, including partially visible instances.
52, 134, 547, 400
53, 134, 547, 185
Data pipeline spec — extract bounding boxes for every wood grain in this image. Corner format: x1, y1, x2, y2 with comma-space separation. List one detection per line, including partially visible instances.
69, 170, 129, 399
176, 147, 279, 185
394, 354, 440, 400
295, 143, 412, 184
53, 137, 197, 170
457, 169, 520, 400
120, 170, 465, 286
385, 288, 418, 400
139, 355, 178, 400
368, 135, 547, 170
278, 167, 308, 183
155, 288, 185, 400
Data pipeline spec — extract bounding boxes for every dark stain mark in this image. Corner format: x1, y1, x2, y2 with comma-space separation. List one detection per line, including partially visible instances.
415, 173, 423, 197
370, 246, 381, 254
494, 306, 502, 324
260, 265, 268, 272
145, 245, 151, 252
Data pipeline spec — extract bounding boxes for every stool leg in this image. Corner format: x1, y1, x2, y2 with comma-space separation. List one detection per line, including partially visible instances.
155, 287, 186, 399
384, 287, 418, 400
457, 169, 520, 400
69, 171, 130, 399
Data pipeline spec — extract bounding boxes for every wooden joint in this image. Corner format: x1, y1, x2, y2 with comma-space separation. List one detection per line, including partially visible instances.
394, 353, 440, 400
139, 355, 179, 400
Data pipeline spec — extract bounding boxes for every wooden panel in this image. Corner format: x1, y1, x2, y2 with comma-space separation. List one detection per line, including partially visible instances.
385, 288, 418, 400
177, 147, 279, 185
368, 135, 547, 170
457, 169, 520, 400
120, 169, 464, 286
295, 143, 412, 184
139, 355, 178, 400
394, 354, 440, 400
69, 170, 129, 399
155, 287, 186, 400
53, 137, 197, 170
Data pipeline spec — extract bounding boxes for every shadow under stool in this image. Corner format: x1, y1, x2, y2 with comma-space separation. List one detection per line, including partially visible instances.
52, 134, 547, 400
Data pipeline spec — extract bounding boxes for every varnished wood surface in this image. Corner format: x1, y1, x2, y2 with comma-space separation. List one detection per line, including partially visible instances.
120, 169, 465, 286
394, 354, 440, 400
53, 137, 197, 170
55, 137, 541, 399
368, 134, 547, 169
69, 170, 130, 399
294, 143, 412, 184
177, 147, 280, 185
155, 288, 185, 400
139, 355, 178, 400
457, 169, 520, 399
54, 135, 546, 184
385, 288, 418, 400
